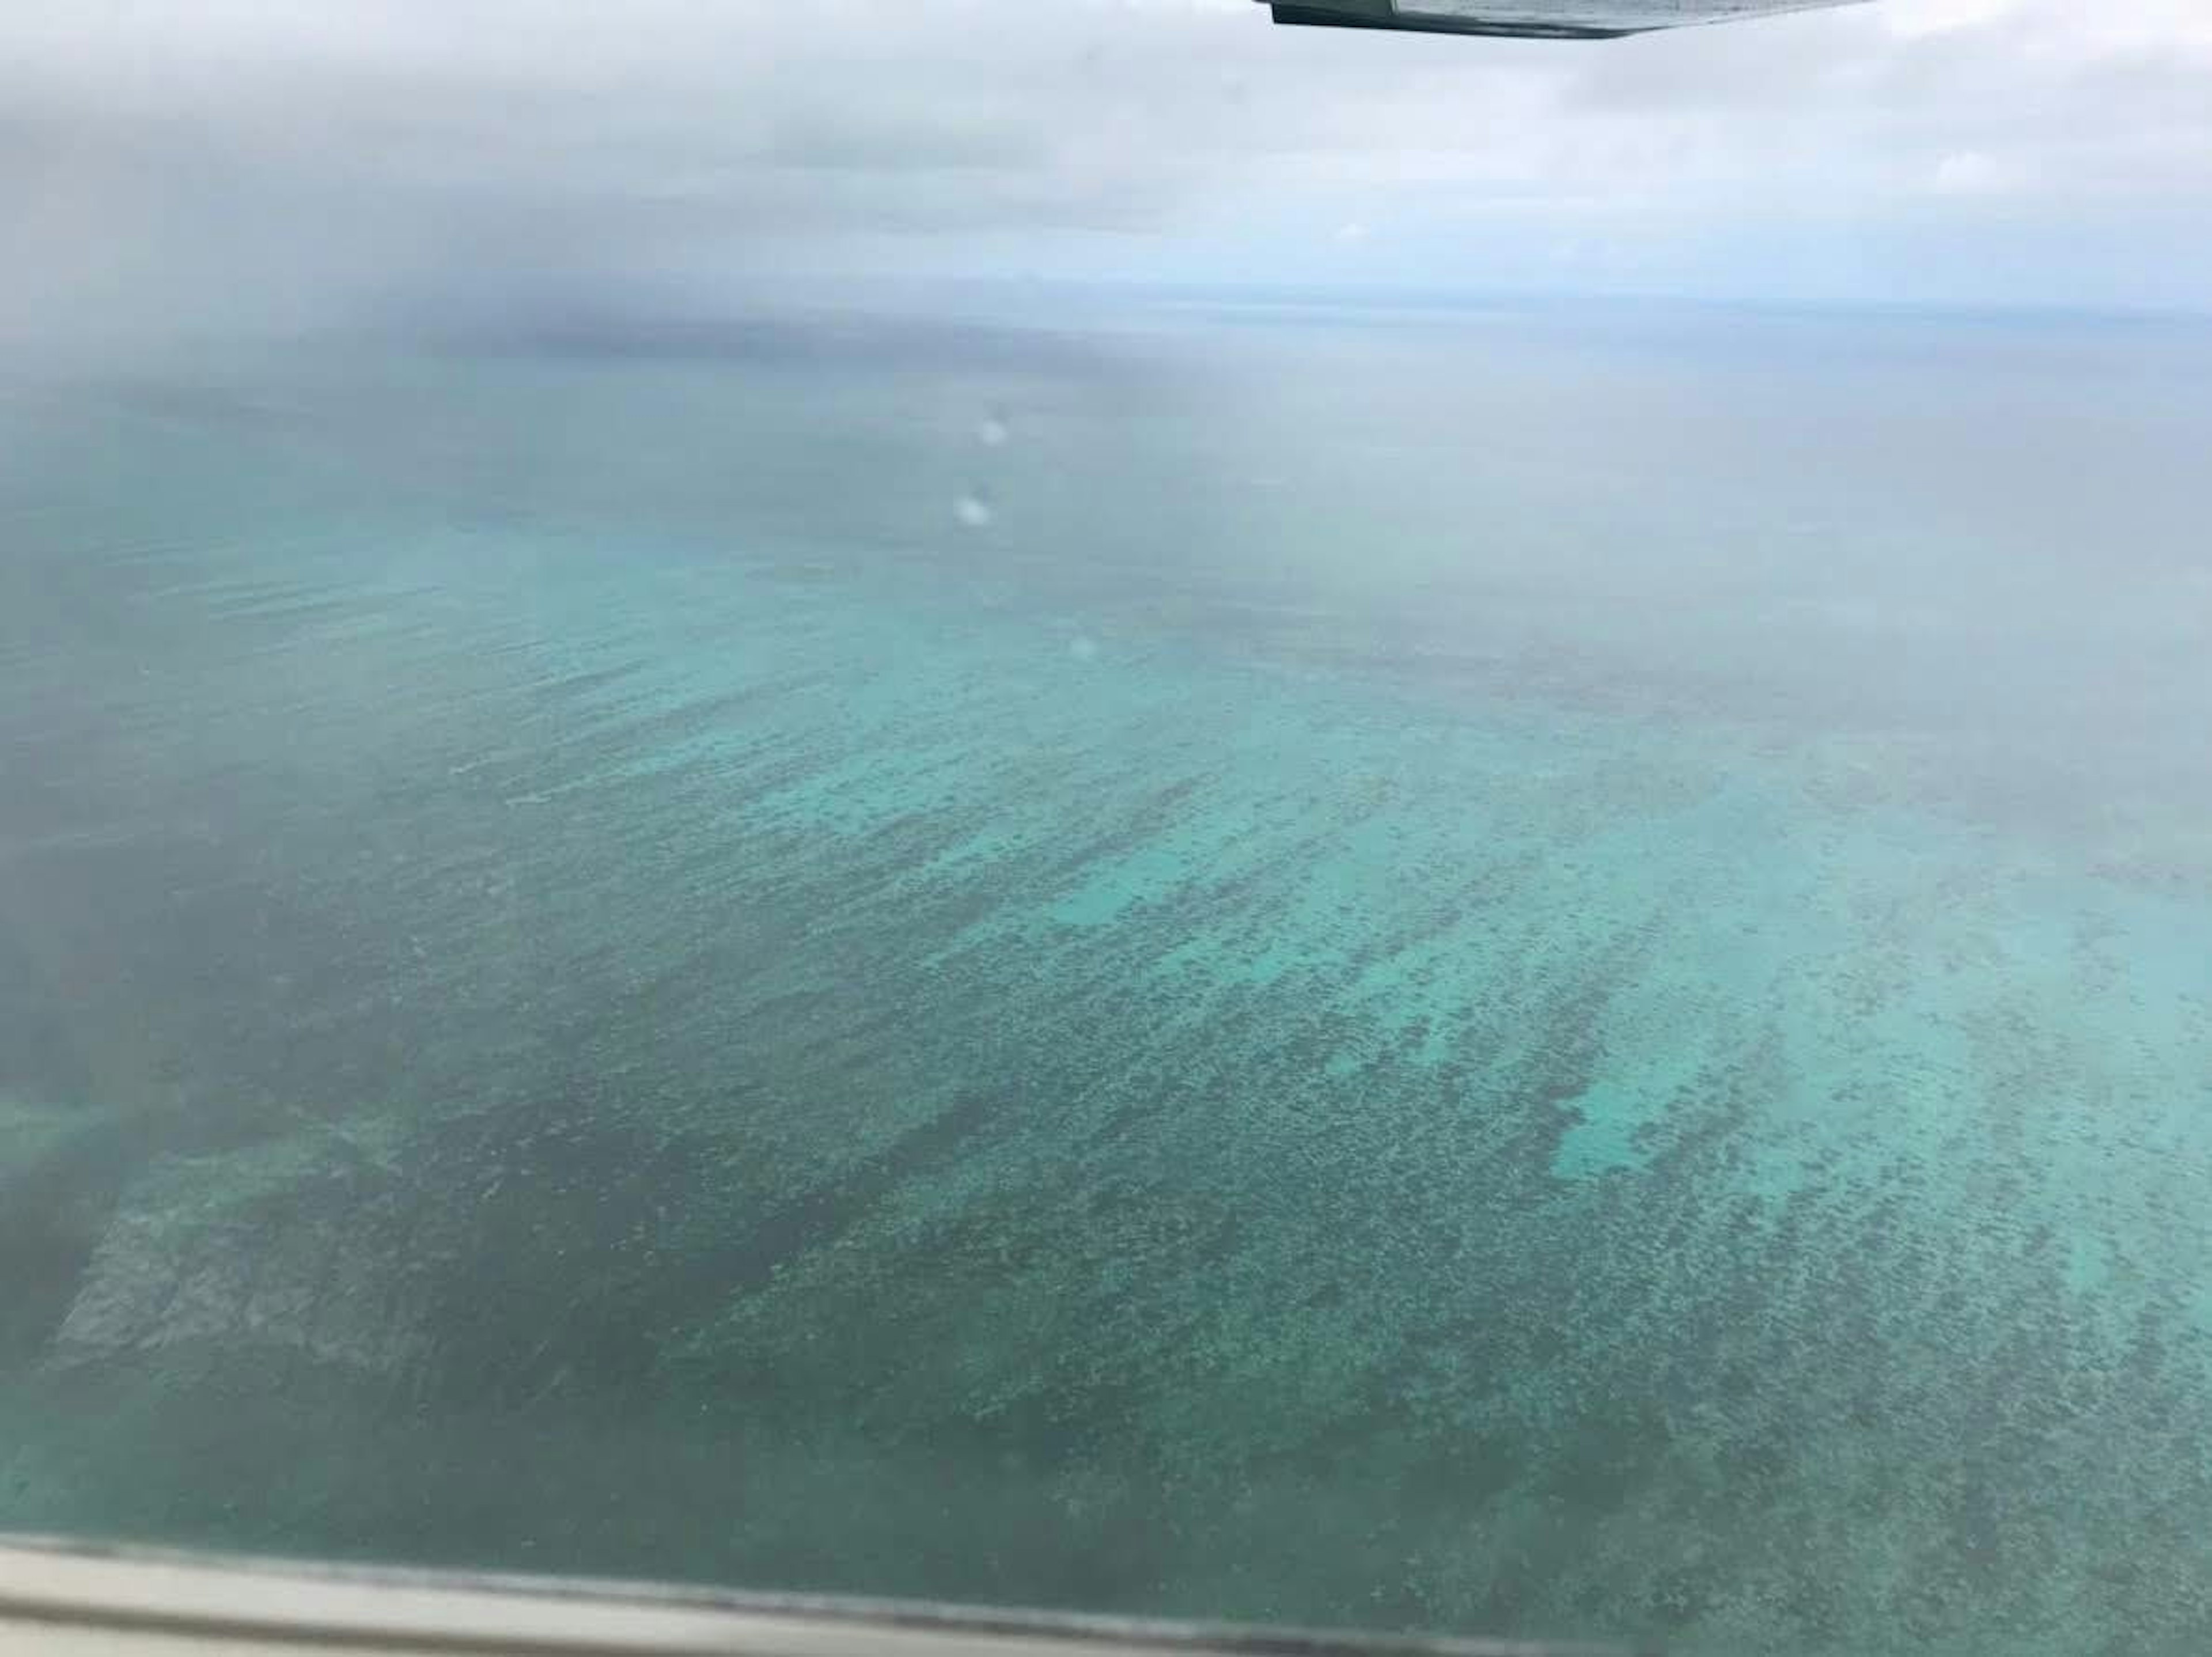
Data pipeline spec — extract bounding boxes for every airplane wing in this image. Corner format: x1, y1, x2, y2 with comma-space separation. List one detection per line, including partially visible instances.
1263, 0, 1862, 39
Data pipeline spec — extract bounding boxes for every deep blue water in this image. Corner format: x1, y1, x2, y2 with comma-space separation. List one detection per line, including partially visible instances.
3, 299, 2211, 1654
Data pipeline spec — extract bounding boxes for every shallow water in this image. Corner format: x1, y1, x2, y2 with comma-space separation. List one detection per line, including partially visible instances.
3, 300, 2211, 1654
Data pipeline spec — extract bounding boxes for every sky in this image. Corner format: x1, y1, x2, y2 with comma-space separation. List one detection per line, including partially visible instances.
5, 0, 2212, 346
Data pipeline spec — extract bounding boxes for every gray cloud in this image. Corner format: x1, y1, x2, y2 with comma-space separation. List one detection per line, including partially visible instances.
3, 0, 2209, 351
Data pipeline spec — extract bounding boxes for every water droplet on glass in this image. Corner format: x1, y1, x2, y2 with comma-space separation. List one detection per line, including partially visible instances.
955, 492, 994, 529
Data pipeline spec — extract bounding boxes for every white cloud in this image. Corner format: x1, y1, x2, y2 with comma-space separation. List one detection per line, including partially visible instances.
1880, 0, 2020, 40
2, 0, 2210, 332
1929, 149, 2013, 194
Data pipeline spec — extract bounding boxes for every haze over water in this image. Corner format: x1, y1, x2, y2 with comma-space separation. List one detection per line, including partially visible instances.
5, 297, 2212, 1656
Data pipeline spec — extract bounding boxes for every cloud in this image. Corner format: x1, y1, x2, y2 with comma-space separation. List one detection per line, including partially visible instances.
2, 0, 2209, 346
1928, 149, 2012, 194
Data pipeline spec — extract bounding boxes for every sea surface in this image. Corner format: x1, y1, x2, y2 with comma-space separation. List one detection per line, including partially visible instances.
3, 297, 2211, 1655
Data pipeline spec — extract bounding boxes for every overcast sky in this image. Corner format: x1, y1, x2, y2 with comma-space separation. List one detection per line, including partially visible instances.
6, 0, 2211, 343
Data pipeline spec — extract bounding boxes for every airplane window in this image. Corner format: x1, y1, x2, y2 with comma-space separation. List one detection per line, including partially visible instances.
4, 4, 2210, 1654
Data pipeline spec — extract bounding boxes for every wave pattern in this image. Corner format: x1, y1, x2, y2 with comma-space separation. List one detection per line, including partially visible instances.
3, 322, 2212, 1655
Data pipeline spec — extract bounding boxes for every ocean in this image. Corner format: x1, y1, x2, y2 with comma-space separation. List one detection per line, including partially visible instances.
3, 296, 2211, 1654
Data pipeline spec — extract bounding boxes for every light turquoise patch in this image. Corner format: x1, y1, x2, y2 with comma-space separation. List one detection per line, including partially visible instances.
1548, 1080, 1655, 1180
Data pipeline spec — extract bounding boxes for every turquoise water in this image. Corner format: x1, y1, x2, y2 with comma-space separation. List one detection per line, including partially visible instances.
3, 302, 2211, 1653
